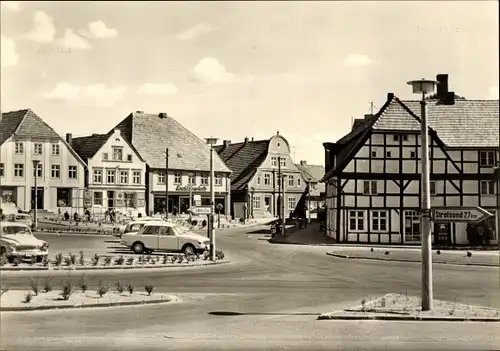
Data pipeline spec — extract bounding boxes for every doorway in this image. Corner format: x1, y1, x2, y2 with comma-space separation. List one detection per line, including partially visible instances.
434, 223, 451, 246
404, 210, 421, 243
277, 196, 282, 218
31, 188, 44, 210
107, 191, 115, 209
264, 196, 271, 214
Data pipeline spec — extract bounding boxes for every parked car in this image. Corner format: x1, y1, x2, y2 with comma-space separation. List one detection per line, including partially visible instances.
8, 213, 33, 227
0, 222, 49, 263
120, 222, 210, 255
113, 218, 163, 238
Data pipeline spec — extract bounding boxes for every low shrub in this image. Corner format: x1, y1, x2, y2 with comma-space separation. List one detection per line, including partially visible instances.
24, 292, 33, 303
61, 281, 73, 300
0, 282, 9, 296
0, 254, 6, 266
29, 278, 39, 296
79, 276, 88, 293
69, 253, 77, 265
104, 256, 112, 266
55, 253, 63, 266
215, 249, 225, 260
114, 255, 125, 265
203, 251, 210, 261
162, 255, 168, 264
97, 281, 109, 298
29, 256, 37, 266
63, 256, 73, 266
127, 283, 134, 295
79, 251, 85, 266
115, 281, 124, 294
151, 258, 156, 265
91, 254, 100, 266
138, 256, 144, 264
144, 284, 154, 296
126, 257, 134, 265
42, 256, 49, 267
146, 255, 152, 263
12, 258, 20, 266
43, 278, 52, 293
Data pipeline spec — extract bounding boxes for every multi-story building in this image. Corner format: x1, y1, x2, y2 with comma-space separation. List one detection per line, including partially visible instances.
0, 109, 86, 213
69, 128, 147, 218
111, 111, 232, 215
296, 160, 325, 217
215, 133, 306, 219
321, 74, 499, 246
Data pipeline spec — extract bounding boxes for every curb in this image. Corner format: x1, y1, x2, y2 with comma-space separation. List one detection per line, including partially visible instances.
0, 297, 177, 312
0, 260, 230, 272
326, 252, 499, 268
317, 314, 500, 322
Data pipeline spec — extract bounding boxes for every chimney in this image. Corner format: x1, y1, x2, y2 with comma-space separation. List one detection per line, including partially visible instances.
244, 137, 249, 144
66, 133, 72, 145
251, 137, 254, 142
364, 114, 373, 120
436, 74, 448, 102
445, 91, 455, 105
223, 140, 231, 147
92, 133, 99, 136
387, 93, 394, 101
135, 110, 144, 114
158, 112, 168, 119
300, 160, 307, 166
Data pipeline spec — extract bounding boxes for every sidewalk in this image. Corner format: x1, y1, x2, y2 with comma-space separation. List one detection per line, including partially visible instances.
269, 222, 337, 245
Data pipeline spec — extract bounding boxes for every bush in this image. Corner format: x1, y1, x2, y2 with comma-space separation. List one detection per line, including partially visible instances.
0, 282, 9, 296
29, 278, 39, 296
91, 254, 99, 266
12, 258, 20, 266
24, 292, 33, 303
0, 255, 6, 266
104, 256, 112, 266
79, 251, 85, 266
97, 281, 109, 298
146, 255, 152, 263
144, 284, 154, 296
126, 257, 134, 265
127, 283, 134, 295
115, 281, 124, 294
61, 281, 73, 300
215, 249, 225, 260
43, 278, 52, 293
42, 256, 49, 267
69, 253, 77, 265
138, 256, 144, 264
162, 255, 168, 264
115, 255, 125, 265
203, 251, 210, 261
79, 276, 88, 293
55, 253, 63, 266
29, 256, 37, 266
239, 217, 245, 223
63, 256, 73, 266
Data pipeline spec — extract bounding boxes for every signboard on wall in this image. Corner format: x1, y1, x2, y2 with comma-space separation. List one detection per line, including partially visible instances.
176, 185, 207, 192
432, 206, 493, 224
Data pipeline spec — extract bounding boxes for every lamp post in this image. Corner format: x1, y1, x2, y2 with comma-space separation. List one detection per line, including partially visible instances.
165, 148, 169, 221
205, 137, 218, 261
279, 174, 287, 236
32, 160, 40, 230
407, 78, 438, 311
250, 187, 255, 219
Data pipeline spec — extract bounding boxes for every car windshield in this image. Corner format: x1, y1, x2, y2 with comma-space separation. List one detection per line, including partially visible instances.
1, 225, 32, 235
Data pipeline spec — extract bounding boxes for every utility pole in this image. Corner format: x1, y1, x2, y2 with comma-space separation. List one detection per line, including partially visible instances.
33, 160, 39, 230
307, 181, 311, 224
278, 156, 282, 233
497, 109, 500, 253
165, 148, 169, 221
281, 174, 286, 236
205, 137, 218, 261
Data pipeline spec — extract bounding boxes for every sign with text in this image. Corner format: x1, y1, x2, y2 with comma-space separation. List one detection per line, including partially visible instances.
432, 207, 493, 224
176, 185, 207, 192
189, 206, 211, 215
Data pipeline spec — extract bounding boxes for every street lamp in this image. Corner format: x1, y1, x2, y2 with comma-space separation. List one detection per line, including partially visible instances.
205, 137, 218, 262
250, 187, 255, 219
32, 160, 40, 230
407, 78, 438, 311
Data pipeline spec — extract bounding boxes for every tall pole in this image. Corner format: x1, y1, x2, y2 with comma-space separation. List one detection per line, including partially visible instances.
209, 145, 215, 261
420, 91, 433, 311
497, 110, 500, 251
307, 181, 311, 224
165, 148, 169, 221
33, 161, 39, 230
282, 175, 286, 236
278, 156, 282, 225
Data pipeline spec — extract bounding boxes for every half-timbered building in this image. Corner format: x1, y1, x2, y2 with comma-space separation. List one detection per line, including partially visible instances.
322, 74, 499, 246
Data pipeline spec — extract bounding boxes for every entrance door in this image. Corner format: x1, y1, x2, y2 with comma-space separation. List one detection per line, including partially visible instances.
264, 196, 271, 214
434, 223, 451, 246
404, 210, 421, 243
31, 188, 44, 210
107, 191, 114, 209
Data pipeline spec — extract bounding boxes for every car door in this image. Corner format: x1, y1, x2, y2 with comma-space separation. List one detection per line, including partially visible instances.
140, 225, 159, 250
157, 226, 179, 251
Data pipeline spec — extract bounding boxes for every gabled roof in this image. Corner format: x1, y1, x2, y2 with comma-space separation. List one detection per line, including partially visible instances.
112, 112, 231, 173
0, 109, 87, 167
296, 163, 325, 194
214, 140, 269, 191
71, 131, 146, 164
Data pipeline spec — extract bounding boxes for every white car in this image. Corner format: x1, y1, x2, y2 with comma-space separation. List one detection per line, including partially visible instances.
120, 222, 210, 256
113, 218, 162, 238
0, 222, 49, 262
7, 213, 33, 228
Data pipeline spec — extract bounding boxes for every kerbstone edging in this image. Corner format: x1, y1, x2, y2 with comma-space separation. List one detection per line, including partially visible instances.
326, 252, 498, 267
0, 297, 180, 312
0, 260, 230, 272
317, 314, 500, 322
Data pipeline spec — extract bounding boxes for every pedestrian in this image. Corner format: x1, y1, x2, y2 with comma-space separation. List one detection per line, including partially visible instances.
475, 225, 484, 247
484, 225, 492, 246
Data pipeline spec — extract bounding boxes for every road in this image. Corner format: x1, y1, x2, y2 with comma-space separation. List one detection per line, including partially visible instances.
1, 225, 499, 350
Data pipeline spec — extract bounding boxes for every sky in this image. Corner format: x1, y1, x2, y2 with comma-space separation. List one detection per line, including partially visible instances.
1, 1, 499, 165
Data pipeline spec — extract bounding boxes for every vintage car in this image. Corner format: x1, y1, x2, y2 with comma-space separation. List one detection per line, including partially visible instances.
8, 213, 33, 227
0, 222, 49, 262
113, 218, 163, 238
120, 222, 210, 256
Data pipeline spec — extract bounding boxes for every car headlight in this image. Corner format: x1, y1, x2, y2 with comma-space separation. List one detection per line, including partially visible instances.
41, 243, 49, 251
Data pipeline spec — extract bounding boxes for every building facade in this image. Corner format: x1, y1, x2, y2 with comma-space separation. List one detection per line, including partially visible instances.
69, 129, 147, 219
0, 109, 86, 213
296, 160, 325, 217
215, 133, 307, 219
322, 74, 499, 246
112, 111, 232, 216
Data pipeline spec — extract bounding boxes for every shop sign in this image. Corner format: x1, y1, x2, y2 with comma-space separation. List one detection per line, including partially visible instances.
176, 185, 207, 192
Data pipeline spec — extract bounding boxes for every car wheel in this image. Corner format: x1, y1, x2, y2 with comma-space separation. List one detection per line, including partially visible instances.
182, 244, 195, 256
132, 242, 145, 254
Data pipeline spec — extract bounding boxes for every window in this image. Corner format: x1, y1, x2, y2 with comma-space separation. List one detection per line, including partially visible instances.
112, 147, 123, 161
271, 157, 278, 167
14, 164, 24, 177
393, 135, 399, 142
363, 180, 378, 195
33, 143, 43, 155
280, 158, 287, 168
15, 142, 24, 154
410, 151, 416, 159
51, 165, 60, 178
372, 211, 388, 232
257, 176, 261, 185
215, 174, 222, 186
479, 151, 495, 167
288, 175, 294, 187
386, 151, 392, 158
0, 163, 4, 177
51, 144, 60, 156
106, 170, 115, 183
288, 196, 296, 210
68, 166, 77, 179
133, 171, 141, 184
142, 225, 160, 235
403, 134, 408, 141
430, 181, 436, 195
93, 169, 102, 183
371, 149, 377, 158
188, 173, 196, 185
33, 163, 43, 178
297, 177, 301, 187
481, 180, 496, 195
349, 211, 365, 231
158, 172, 165, 184
264, 173, 271, 186
120, 170, 128, 184
174, 173, 182, 185
102, 153, 108, 161
127, 154, 133, 161
56, 188, 72, 207
93, 191, 103, 205
253, 195, 261, 209
201, 173, 209, 185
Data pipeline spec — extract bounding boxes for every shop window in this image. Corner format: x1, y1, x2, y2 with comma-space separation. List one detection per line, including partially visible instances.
93, 191, 103, 205
57, 188, 72, 207
372, 211, 388, 232
349, 210, 365, 231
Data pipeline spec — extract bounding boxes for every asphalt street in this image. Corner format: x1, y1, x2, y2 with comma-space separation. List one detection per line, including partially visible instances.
1, 225, 499, 351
